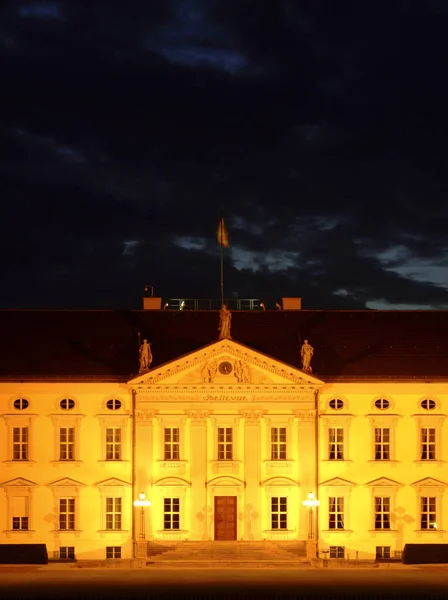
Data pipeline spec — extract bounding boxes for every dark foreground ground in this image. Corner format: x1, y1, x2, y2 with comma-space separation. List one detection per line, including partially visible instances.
1, 568, 448, 600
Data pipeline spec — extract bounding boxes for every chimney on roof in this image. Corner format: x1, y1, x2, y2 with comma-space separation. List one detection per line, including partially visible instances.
281, 297, 302, 310
142, 284, 162, 310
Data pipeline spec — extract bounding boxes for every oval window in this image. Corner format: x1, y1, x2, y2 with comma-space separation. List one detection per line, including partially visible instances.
329, 398, 344, 410
421, 399, 436, 411
107, 399, 122, 410
374, 398, 390, 410
60, 398, 75, 410
13, 398, 29, 410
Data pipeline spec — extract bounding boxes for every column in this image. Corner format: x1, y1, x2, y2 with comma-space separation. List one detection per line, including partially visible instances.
134, 407, 155, 557
296, 407, 318, 557
242, 410, 263, 540
188, 410, 209, 540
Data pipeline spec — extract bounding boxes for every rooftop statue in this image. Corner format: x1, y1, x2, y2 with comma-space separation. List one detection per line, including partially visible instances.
301, 339, 314, 371
139, 339, 152, 372
218, 304, 232, 340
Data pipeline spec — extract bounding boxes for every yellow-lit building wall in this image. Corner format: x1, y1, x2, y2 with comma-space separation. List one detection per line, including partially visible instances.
1, 345, 447, 562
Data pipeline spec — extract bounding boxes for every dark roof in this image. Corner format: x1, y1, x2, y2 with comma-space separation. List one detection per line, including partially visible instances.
1, 309, 448, 381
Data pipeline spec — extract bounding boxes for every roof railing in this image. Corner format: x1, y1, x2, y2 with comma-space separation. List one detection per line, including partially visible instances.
162, 298, 274, 311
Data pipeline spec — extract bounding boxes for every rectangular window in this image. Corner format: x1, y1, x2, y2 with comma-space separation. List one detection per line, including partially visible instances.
60, 547, 75, 560
164, 498, 180, 530
421, 428, 436, 460
328, 428, 344, 460
376, 546, 391, 559
13, 427, 29, 461
164, 428, 180, 460
374, 497, 391, 530
106, 546, 121, 559
59, 498, 75, 530
217, 427, 233, 460
105, 428, 122, 461
374, 428, 390, 460
271, 497, 287, 530
59, 427, 75, 461
12, 496, 29, 530
271, 427, 287, 460
328, 497, 344, 530
421, 497, 436, 529
105, 498, 122, 530
329, 546, 345, 559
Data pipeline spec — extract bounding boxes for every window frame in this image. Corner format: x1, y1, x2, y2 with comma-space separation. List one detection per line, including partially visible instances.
105, 427, 122, 461
328, 427, 344, 460
328, 497, 345, 530
164, 427, 180, 460
374, 427, 390, 461
271, 496, 288, 530
329, 546, 345, 559
374, 496, 391, 530
12, 426, 29, 461
163, 497, 180, 530
217, 426, 233, 461
270, 427, 287, 460
106, 546, 121, 559
375, 546, 391, 559
105, 497, 122, 531
59, 497, 76, 531
420, 427, 436, 461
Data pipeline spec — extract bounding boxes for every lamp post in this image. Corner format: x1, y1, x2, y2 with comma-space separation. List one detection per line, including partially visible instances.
302, 492, 320, 560
134, 492, 151, 559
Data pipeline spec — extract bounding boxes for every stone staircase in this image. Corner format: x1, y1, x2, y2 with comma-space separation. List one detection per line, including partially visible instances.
145, 541, 309, 569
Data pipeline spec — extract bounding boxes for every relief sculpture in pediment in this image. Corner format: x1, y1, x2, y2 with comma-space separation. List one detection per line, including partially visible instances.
234, 360, 251, 383
201, 359, 218, 383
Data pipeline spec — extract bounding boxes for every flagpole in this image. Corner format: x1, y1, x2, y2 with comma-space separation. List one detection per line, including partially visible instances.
220, 215, 224, 306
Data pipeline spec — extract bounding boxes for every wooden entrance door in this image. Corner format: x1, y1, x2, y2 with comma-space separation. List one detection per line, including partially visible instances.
214, 496, 237, 540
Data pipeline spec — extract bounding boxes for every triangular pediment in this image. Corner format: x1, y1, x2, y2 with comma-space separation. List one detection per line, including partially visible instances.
320, 477, 355, 487
129, 339, 324, 386
96, 478, 131, 487
1, 477, 38, 488
411, 477, 447, 488
49, 477, 85, 487
365, 477, 402, 487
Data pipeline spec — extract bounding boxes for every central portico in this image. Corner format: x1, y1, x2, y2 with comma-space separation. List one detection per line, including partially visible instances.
129, 338, 323, 542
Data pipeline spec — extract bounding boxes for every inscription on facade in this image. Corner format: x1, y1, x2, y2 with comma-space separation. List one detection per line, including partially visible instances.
203, 395, 249, 402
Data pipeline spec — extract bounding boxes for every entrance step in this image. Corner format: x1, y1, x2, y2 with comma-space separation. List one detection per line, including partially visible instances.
147, 541, 309, 565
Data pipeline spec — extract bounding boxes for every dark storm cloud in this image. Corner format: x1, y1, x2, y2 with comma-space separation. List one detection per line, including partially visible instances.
2, 0, 448, 309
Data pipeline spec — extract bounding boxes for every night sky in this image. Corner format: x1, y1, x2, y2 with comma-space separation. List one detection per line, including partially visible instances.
2, 1, 448, 310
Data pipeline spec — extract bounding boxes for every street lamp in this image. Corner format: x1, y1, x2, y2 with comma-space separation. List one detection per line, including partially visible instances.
302, 492, 320, 540
134, 492, 151, 540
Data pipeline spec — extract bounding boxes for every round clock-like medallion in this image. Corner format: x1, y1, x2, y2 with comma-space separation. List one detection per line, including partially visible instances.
219, 361, 233, 375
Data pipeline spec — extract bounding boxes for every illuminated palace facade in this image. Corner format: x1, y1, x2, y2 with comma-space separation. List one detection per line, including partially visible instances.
1, 297, 448, 561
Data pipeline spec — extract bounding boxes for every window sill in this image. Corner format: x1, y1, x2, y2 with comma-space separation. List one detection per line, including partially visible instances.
3, 460, 36, 464
368, 529, 398, 533
262, 529, 295, 533
321, 530, 353, 534
156, 529, 187, 534
98, 530, 129, 533
321, 460, 353, 464
414, 460, 445, 464
414, 529, 445, 533
97, 460, 129, 463
367, 460, 399, 463
3, 529, 35, 533
51, 529, 83, 533
158, 460, 187, 463
264, 460, 293, 465
51, 460, 83, 464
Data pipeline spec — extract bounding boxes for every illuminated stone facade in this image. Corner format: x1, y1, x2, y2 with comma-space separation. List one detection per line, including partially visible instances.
1, 313, 448, 561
